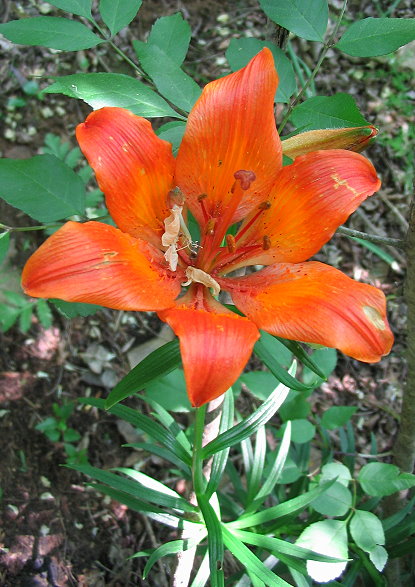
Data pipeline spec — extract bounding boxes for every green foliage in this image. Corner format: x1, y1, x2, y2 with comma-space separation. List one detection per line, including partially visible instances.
46, 1, 93, 20
0, 292, 52, 333
259, 0, 329, 42
290, 93, 368, 131
335, 17, 415, 57
359, 462, 415, 496
99, 0, 142, 37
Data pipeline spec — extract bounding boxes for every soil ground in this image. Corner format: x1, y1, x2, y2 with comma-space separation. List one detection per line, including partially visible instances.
0, 1, 413, 585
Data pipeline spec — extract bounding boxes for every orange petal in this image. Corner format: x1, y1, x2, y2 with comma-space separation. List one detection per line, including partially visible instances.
76, 107, 175, 245
22, 221, 183, 310
175, 48, 281, 231
224, 262, 393, 362
233, 149, 381, 267
282, 126, 378, 160
159, 297, 259, 407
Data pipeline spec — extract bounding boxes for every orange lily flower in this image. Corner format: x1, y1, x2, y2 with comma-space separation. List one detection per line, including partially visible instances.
22, 49, 393, 407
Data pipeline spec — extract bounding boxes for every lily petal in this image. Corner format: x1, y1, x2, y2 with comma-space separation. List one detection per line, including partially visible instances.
76, 108, 175, 245
159, 294, 259, 407
233, 150, 381, 267
22, 221, 183, 310
175, 48, 282, 229
223, 262, 393, 362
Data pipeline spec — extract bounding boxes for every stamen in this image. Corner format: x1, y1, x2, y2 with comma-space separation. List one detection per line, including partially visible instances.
262, 235, 271, 250
226, 234, 236, 253
167, 187, 185, 208
235, 201, 272, 242
182, 267, 221, 297
234, 169, 256, 191
205, 218, 216, 236
197, 193, 209, 221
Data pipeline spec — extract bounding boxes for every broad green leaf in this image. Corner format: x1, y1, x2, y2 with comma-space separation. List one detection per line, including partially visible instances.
255, 331, 292, 368
276, 337, 327, 379
369, 545, 388, 572
350, 510, 385, 553
148, 13, 191, 66
239, 371, 280, 401
99, 0, 142, 36
296, 520, 348, 583
311, 482, 352, 517
44, 73, 183, 119
278, 419, 315, 444
106, 339, 182, 407
228, 479, 336, 530
258, 0, 328, 42
302, 348, 337, 386
134, 41, 201, 112
320, 462, 352, 487
359, 462, 415, 497
0, 232, 10, 265
51, 299, 101, 318
222, 526, 291, 586
202, 364, 294, 458
279, 391, 311, 421
335, 18, 415, 57
321, 406, 357, 430
156, 121, 186, 155
46, 1, 93, 19
226, 38, 296, 103
81, 397, 192, 465
145, 369, 191, 412
290, 93, 368, 131
36, 299, 53, 328
0, 155, 85, 221
0, 304, 21, 332
0, 17, 101, 50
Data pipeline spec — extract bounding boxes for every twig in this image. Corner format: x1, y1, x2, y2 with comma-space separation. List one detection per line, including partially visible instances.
336, 226, 405, 249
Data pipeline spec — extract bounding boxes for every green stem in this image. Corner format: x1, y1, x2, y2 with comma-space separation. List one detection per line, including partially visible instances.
336, 226, 406, 249
278, 0, 348, 133
192, 405, 207, 498
0, 222, 62, 232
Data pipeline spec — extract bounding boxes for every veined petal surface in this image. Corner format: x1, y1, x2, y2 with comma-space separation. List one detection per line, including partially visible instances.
224, 262, 393, 362
159, 300, 260, 407
22, 221, 183, 310
175, 48, 282, 228
234, 150, 381, 267
76, 108, 175, 245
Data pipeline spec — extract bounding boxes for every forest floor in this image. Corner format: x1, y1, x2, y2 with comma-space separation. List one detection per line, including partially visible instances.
0, 0, 414, 585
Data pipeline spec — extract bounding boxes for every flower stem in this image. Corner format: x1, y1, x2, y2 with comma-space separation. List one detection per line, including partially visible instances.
192, 405, 207, 498
278, 0, 348, 133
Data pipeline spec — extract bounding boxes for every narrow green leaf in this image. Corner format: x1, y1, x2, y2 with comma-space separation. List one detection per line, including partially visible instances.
0, 304, 21, 332
232, 529, 346, 563
335, 18, 415, 57
275, 337, 327, 379
144, 369, 191, 412
226, 38, 296, 103
134, 41, 201, 112
228, 479, 336, 530
44, 73, 183, 119
190, 551, 210, 587
81, 397, 192, 465
156, 121, 186, 155
99, 0, 142, 37
352, 237, 399, 270
0, 17, 101, 50
290, 94, 368, 131
0, 232, 10, 265
383, 495, 415, 532
141, 534, 206, 579
206, 389, 234, 498
258, 0, 328, 42
197, 494, 224, 587
254, 336, 311, 391
302, 347, 337, 387
246, 426, 267, 503
125, 442, 191, 476
36, 299, 53, 329
106, 339, 182, 408
46, 1, 93, 19
222, 526, 291, 586
202, 364, 294, 458
0, 155, 85, 221
19, 305, 33, 333
144, 397, 192, 452
148, 13, 191, 66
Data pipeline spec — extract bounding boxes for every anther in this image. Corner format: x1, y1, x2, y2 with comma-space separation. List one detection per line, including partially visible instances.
167, 187, 185, 208
262, 235, 271, 250
234, 169, 256, 191
258, 201, 271, 210
205, 218, 216, 236
197, 193, 208, 201
226, 234, 236, 253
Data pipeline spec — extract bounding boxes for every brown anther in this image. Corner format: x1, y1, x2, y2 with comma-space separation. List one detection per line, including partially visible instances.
226, 234, 236, 253
205, 218, 216, 236
258, 201, 271, 210
234, 169, 256, 191
167, 187, 185, 207
262, 235, 271, 250
198, 193, 208, 201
